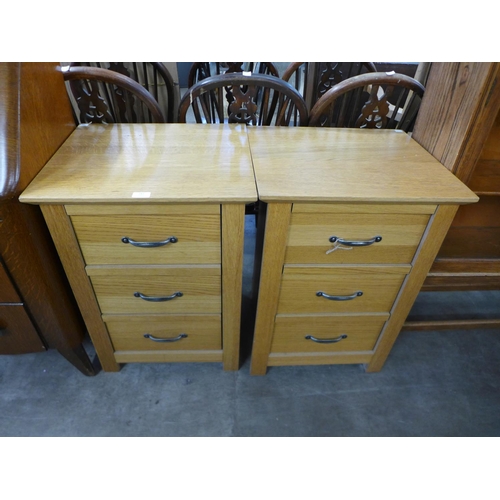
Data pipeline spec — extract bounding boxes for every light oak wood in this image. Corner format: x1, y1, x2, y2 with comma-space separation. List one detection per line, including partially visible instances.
87, 266, 221, 314
250, 203, 292, 375
268, 351, 373, 366
367, 204, 460, 372
277, 266, 408, 314
293, 203, 437, 214
114, 350, 223, 363
221, 203, 245, 370
71, 214, 221, 265
20, 123, 256, 371
271, 314, 388, 353
66, 204, 221, 215
40, 205, 119, 371
285, 213, 430, 264
249, 126, 477, 375
248, 127, 478, 204
104, 315, 221, 351
20, 124, 258, 205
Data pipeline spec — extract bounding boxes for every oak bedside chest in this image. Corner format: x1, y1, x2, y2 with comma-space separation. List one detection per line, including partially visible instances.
248, 127, 478, 375
20, 124, 257, 372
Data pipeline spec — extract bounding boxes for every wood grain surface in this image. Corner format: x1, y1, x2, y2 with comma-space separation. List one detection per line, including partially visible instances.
20, 123, 258, 204
248, 127, 478, 204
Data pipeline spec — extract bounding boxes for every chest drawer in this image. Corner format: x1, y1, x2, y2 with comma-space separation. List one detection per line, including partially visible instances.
87, 266, 221, 314
71, 213, 221, 265
104, 314, 221, 351
277, 265, 409, 314
285, 212, 430, 264
271, 314, 388, 353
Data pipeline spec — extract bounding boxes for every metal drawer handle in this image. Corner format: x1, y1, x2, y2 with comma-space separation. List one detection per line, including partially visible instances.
144, 333, 187, 343
316, 291, 363, 301
305, 334, 348, 344
329, 235, 382, 247
134, 291, 183, 302
122, 236, 178, 248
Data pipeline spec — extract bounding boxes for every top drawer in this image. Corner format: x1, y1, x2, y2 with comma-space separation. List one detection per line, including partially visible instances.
285, 206, 432, 265
69, 205, 221, 265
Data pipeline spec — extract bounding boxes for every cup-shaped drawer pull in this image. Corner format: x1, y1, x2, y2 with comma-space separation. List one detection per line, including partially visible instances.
329, 235, 382, 247
144, 333, 188, 343
121, 236, 178, 248
316, 291, 363, 301
134, 291, 183, 302
305, 334, 348, 344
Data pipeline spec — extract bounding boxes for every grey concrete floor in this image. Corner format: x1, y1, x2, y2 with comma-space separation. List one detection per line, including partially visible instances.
1, 216, 499, 437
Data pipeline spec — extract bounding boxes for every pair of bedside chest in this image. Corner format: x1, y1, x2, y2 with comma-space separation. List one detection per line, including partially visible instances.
20, 124, 477, 374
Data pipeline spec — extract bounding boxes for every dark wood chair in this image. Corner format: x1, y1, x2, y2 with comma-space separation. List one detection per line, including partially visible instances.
63, 66, 165, 124
187, 62, 279, 88
308, 72, 425, 131
178, 72, 308, 126
283, 62, 378, 110
71, 62, 177, 122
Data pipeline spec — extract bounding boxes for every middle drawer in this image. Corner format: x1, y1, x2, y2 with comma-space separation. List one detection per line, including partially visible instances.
277, 265, 410, 314
87, 266, 221, 314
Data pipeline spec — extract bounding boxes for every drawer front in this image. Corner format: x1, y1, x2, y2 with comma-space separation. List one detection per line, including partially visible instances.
71, 214, 221, 265
277, 266, 408, 314
0, 264, 21, 303
271, 315, 388, 353
88, 267, 221, 314
0, 305, 45, 354
285, 212, 430, 264
105, 315, 221, 351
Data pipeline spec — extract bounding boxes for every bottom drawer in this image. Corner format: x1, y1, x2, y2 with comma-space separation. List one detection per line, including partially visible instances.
270, 314, 388, 353
104, 315, 221, 351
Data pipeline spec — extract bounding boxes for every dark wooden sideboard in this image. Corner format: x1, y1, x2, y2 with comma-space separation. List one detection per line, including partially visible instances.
0, 62, 94, 375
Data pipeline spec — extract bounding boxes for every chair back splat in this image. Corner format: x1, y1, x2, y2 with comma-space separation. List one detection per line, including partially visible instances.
64, 65, 167, 124
309, 72, 425, 132
179, 72, 308, 126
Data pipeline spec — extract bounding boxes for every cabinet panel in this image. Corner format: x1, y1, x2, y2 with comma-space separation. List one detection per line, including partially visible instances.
0, 304, 45, 354
0, 263, 21, 303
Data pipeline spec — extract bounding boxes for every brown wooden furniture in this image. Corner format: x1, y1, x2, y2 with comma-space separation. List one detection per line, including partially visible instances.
404, 62, 500, 331
187, 62, 279, 87
20, 123, 257, 372
282, 62, 377, 111
179, 72, 308, 126
71, 62, 177, 122
309, 72, 425, 131
248, 127, 477, 375
64, 66, 165, 124
0, 62, 94, 375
